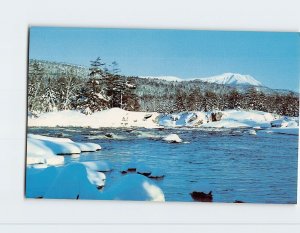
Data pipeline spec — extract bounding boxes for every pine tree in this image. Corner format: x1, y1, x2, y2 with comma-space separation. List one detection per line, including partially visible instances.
75, 57, 109, 113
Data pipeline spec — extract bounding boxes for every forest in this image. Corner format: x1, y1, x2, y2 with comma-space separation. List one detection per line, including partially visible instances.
27, 58, 299, 117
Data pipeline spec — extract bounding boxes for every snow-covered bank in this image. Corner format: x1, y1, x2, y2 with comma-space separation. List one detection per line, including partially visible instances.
28, 108, 160, 128
28, 108, 299, 134
27, 134, 101, 165
201, 110, 274, 128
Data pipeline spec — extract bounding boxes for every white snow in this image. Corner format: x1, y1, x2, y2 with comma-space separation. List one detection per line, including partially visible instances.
163, 134, 183, 143
43, 163, 102, 199
27, 134, 101, 166
197, 73, 262, 86
159, 112, 206, 127
139, 73, 263, 86
140, 75, 182, 82
201, 110, 275, 129
86, 169, 106, 188
26, 163, 165, 201
27, 138, 65, 165
26, 163, 103, 199
75, 142, 101, 152
248, 129, 257, 135
29, 108, 160, 128
28, 134, 81, 155
28, 107, 298, 133
101, 174, 165, 201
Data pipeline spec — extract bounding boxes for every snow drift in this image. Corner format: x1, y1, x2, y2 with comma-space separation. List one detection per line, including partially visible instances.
26, 163, 165, 201
27, 134, 101, 166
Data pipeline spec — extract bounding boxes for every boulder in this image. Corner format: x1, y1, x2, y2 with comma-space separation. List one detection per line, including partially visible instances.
190, 191, 213, 202
211, 112, 223, 122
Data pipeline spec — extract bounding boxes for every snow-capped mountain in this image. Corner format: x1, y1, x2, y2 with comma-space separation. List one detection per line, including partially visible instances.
197, 73, 263, 86
140, 73, 263, 87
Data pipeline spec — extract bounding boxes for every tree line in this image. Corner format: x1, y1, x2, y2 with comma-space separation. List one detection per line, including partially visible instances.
27, 59, 299, 117
28, 58, 139, 114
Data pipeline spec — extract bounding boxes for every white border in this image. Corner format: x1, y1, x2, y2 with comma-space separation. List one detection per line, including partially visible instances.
0, 0, 299, 231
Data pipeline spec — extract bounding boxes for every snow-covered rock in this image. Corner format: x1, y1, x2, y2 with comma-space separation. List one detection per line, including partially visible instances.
101, 174, 165, 201
28, 134, 81, 155
26, 163, 164, 201
27, 138, 65, 165
43, 163, 101, 199
27, 134, 102, 165
271, 119, 289, 128
86, 169, 106, 188
159, 112, 206, 127
75, 142, 101, 152
248, 129, 257, 135
163, 134, 182, 143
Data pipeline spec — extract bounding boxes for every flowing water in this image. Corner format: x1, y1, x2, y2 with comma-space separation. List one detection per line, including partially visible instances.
28, 127, 298, 204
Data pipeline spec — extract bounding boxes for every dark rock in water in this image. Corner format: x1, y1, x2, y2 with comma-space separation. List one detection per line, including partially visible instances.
211, 112, 223, 122
127, 168, 136, 172
149, 175, 165, 179
105, 133, 114, 138
55, 132, 64, 137
121, 170, 127, 174
97, 185, 104, 190
137, 172, 151, 177
190, 191, 213, 202
234, 200, 245, 203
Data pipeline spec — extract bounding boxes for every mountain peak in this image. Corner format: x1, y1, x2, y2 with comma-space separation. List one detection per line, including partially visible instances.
198, 73, 263, 86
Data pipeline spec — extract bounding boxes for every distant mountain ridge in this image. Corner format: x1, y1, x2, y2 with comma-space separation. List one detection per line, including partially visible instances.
29, 59, 297, 95
141, 73, 263, 87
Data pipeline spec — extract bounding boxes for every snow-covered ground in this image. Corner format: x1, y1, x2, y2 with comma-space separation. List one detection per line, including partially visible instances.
28, 108, 160, 128
28, 108, 299, 135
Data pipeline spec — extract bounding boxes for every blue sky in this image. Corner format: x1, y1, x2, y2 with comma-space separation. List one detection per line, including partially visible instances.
29, 27, 299, 91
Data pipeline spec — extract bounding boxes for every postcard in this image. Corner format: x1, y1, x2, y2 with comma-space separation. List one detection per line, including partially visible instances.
26, 27, 299, 203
